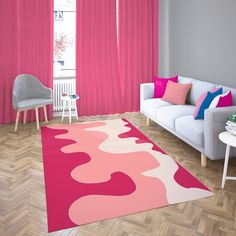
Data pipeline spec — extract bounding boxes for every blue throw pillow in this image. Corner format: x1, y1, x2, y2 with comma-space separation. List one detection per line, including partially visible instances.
195, 87, 223, 119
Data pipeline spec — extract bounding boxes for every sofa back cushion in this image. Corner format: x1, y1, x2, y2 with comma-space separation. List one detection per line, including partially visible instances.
178, 76, 216, 105
170, 76, 236, 106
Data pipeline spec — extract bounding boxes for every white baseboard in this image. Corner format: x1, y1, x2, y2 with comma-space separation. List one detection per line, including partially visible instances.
53, 111, 77, 117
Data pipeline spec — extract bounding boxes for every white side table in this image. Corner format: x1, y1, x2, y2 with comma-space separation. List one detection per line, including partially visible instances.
61, 95, 79, 123
219, 131, 236, 188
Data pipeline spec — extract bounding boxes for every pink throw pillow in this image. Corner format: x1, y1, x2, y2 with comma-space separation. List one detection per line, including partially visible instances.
162, 81, 192, 105
153, 76, 178, 98
209, 90, 233, 109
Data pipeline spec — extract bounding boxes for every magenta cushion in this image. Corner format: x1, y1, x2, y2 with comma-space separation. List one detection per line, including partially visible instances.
153, 76, 178, 98
209, 90, 233, 108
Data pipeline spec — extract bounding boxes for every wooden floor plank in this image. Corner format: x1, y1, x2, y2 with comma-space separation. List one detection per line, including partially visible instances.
1, 112, 236, 236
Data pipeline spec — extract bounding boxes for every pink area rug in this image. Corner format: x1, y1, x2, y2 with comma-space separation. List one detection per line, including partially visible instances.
41, 119, 213, 232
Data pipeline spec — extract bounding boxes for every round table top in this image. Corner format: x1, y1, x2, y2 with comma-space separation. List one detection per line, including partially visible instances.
219, 131, 236, 148
61, 95, 79, 100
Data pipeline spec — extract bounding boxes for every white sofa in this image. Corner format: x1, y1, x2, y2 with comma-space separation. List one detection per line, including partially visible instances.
140, 76, 236, 166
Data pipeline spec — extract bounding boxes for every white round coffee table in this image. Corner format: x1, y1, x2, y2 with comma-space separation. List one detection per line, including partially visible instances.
219, 131, 236, 188
61, 95, 79, 123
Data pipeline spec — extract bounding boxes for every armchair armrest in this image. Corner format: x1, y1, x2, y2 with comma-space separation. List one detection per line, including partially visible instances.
42, 86, 52, 99
140, 83, 154, 113
37, 83, 52, 100
204, 106, 236, 160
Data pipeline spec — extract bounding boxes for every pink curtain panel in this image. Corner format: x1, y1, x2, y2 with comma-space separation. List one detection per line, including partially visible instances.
119, 0, 159, 112
76, 0, 158, 115
0, 0, 53, 124
76, 0, 123, 116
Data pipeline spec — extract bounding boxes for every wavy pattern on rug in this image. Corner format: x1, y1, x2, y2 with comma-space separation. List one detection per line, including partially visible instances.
41, 119, 213, 232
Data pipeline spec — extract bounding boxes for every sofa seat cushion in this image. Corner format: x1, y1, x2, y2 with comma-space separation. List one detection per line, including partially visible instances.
156, 105, 196, 130
175, 115, 204, 147
142, 98, 172, 118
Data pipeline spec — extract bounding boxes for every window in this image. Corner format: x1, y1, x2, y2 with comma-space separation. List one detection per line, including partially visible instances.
54, 11, 64, 21
53, 0, 120, 78
116, 0, 119, 38
54, 0, 76, 77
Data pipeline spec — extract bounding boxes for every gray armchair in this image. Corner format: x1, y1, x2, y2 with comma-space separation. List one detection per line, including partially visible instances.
12, 74, 53, 131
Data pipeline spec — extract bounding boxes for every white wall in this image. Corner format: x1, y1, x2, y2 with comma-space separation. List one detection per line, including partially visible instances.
159, 0, 236, 88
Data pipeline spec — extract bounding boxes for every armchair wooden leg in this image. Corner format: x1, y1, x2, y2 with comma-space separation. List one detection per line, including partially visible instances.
35, 107, 40, 131
201, 153, 207, 167
23, 110, 27, 124
43, 105, 48, 123
146, 116, 150, 126
14, 110, 21, 132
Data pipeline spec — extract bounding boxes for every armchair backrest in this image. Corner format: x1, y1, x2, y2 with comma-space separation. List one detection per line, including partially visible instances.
13, 74, 46, 108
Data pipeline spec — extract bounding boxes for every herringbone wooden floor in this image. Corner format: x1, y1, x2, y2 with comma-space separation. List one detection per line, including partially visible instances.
1, 112, 236, 236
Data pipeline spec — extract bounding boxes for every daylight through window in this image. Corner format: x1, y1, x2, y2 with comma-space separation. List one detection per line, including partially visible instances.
54, 0, 76, 77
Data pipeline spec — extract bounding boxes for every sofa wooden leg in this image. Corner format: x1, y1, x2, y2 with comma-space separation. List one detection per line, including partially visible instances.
14, 110, 21, 132
201, 153, 207, 167
146, 116, 150, 126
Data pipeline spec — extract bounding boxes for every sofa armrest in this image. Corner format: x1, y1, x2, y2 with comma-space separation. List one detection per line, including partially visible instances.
140, 83, 154, 113
204, 106, 236, 160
